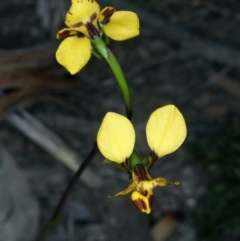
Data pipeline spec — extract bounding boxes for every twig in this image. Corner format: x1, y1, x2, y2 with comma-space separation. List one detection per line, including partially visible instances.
51, 143, 98, 221
6, 110, 102, 188
36, 143, 98, 241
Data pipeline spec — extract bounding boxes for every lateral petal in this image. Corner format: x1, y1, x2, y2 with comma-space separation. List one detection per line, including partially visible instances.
103, 11, 139, 41
97, 112, 135, 163
108, 182, 135, 198
56, 28, 79, 39
56, 36, 91, 75
146, 105, 187, 158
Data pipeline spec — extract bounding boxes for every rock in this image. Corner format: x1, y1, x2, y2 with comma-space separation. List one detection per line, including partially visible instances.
0, 148, 39, 241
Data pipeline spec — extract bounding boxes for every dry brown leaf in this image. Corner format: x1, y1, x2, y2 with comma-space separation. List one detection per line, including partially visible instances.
0, 76, 78, 120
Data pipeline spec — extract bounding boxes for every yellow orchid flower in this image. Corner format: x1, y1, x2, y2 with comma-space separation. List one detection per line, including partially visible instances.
97, 105, 187, 214
109, 164, 179, 214
56, 0, 140, 75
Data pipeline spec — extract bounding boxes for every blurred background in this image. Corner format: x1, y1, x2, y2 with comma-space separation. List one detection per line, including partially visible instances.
0, 0, 240, 240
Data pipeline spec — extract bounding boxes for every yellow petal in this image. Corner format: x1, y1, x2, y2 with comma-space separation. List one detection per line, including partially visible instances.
56, 36, 91, 75
102, 11, 139, 41
97, 112, 135, 163
65, 0, 100, 37
109, 182, 135, 198
131, 190, 153, 214
99, 7, 116, 23
139, 178, 166, 191
154, 177, 168, 186
146, 105, 187, 158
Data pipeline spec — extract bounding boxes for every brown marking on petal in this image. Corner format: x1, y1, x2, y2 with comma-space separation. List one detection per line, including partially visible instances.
152, 151, 159, 163
147, 151, 159, 169
77, 32, 84, 37
133, 164, 150, 181
132, 198, 147, 212
72, 22, 83, 28
57, 30, 73, 39
102, 8, 115, 17
139, 189, 148, 196
149, 194, 153, 206
120, 159, 131, 174
90, 12, 97, 22
85, 22, 99, 39
100, 8, 116, 25
68, 11, 73, 15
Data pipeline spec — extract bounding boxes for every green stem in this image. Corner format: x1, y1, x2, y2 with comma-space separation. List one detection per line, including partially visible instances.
92, 38, 133, 120
36, 214, 63, 241
106, 48, 132, 120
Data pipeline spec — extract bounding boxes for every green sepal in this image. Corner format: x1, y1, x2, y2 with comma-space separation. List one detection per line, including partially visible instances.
129, 150, 142, 170
104, 34, 111, 46
141, 154, 153, 169
91, 49, 103, 59
91, 37, 108, 59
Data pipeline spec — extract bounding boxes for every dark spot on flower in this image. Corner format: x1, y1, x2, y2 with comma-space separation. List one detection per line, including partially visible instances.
100, 8, 115, 25
120, 159, 131, 174
90, 12, 97, 22
149, 194, 153, 206
68, 11, 73, 15
85, 22, 100, 39
139, 189, 148, 196
152, 151, 159, 163
102, 8, 115, 17
58, 30, 73, 39
77, 32, 84, 37
72, 22, 83, 28
147, 151, 158, 168
132, 198, 147, 211
134, 164, 149, 181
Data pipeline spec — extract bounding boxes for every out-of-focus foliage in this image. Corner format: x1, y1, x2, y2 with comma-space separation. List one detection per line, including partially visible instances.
190, 115, 240, 241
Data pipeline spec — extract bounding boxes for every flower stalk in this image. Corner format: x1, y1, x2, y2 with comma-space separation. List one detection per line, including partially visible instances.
92, 37, 133, 119
106, 48, 133, 119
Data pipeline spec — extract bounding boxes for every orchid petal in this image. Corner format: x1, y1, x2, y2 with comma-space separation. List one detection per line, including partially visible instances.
109, 182, 135, 198
146, 105, 187, 158
97, 112, 135, 163
56, 35, 91, 75
103, 11, 139, 41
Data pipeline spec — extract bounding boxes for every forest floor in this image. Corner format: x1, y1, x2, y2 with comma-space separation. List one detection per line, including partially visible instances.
1, 0, 240, 241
